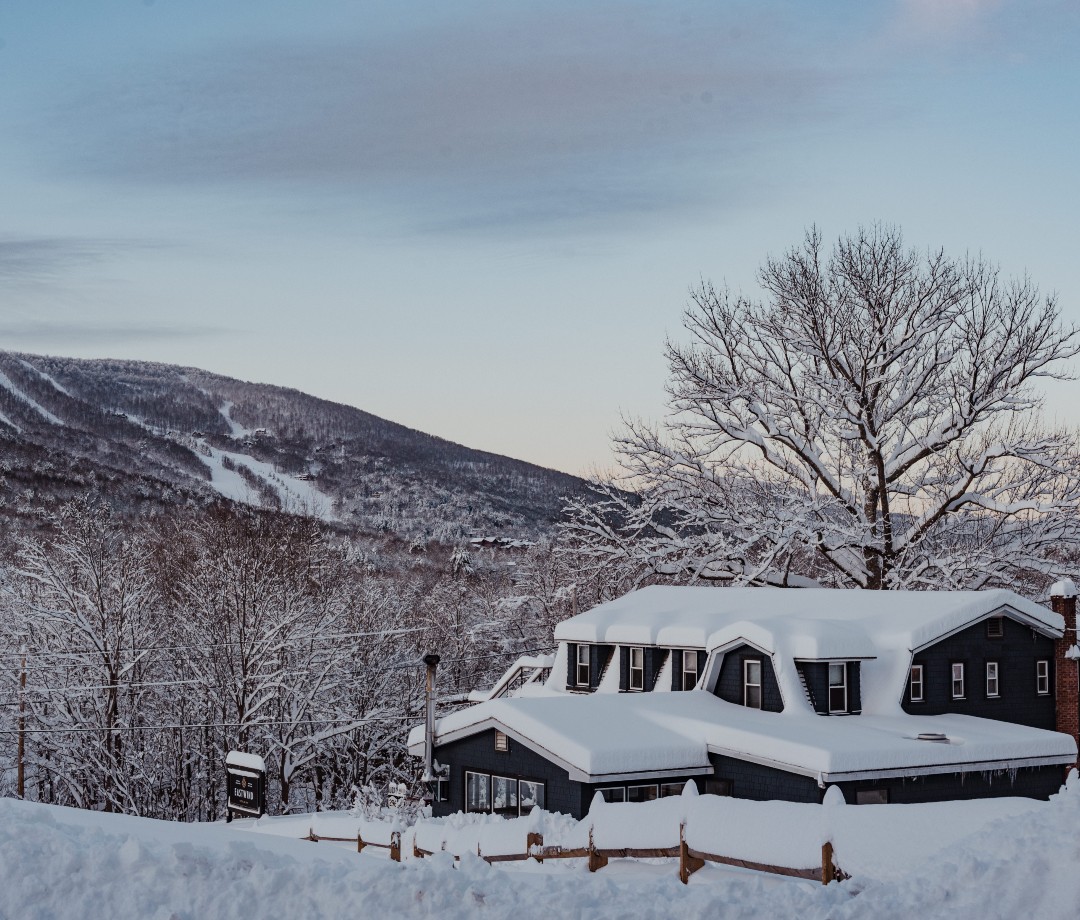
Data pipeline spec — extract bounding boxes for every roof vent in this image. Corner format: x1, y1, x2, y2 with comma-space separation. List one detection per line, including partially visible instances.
916, 732, 949, 743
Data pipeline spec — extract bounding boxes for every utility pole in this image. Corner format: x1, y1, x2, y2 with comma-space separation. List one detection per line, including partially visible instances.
17, 648, 26, 799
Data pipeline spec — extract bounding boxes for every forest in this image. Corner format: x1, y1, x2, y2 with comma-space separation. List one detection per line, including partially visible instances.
0, 499, 592, 819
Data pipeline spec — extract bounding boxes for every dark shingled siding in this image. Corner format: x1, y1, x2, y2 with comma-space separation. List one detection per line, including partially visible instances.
902, 617, 1057, 729
431, 729, 584, 818
431, 734, 1065, 819
714, 645, 784, 712
799, 662, 863, 715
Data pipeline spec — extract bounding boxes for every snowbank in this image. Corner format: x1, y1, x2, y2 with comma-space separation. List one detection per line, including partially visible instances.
3, 779, 1078, 919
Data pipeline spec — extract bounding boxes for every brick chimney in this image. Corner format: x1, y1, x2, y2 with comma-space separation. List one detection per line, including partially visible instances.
1051, 578, 1079, 766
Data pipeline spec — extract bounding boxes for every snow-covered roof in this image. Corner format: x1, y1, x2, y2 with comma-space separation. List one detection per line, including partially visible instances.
555, 586, 1062, 654
555, 586, 1063, 715
410, 691, 1076, 784
225, 751, 266, 773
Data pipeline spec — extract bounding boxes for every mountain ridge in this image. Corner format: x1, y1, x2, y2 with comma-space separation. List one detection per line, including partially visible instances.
0, 350, 591, 540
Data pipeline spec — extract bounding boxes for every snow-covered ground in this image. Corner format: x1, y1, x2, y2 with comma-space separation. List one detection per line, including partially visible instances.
0, 367, 64, 426
3, 776, 1079, 919
194, 440, 335, 520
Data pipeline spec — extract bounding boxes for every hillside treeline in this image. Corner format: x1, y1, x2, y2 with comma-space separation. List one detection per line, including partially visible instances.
0, 500, 584, 820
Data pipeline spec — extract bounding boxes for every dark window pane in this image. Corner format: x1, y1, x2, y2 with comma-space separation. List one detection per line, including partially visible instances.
492, 776, 518, 813
626, 784, 658, 803
466, 772, 490, 812
519, 780, 545, 813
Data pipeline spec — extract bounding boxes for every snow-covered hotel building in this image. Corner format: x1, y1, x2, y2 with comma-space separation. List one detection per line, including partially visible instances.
409, 584, 1080, 817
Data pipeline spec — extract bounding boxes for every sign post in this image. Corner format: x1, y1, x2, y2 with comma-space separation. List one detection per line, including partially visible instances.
225, 751, 267, 822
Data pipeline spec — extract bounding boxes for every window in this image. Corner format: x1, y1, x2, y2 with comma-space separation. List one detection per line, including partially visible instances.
986, 617, 1004, 639
465, 772, 490, 812
626, 784, 658, 803
494, 731, 509, 752
519, 780, 545, 813
951, 662, 965, 699
576, 644, 590, 687
432, 778, 449, 803
705, 778, 732, 797
855, 789, 889, 805
1037, 660, 1050, 695
986, 661, 999, 698
660, 782, 686, 798
629, 646, 645, 691
829, 663, 847, 713
682, 650, 699, 691
467, 772, 544, 815
909, 664, 924, 702
492, 775, 519, 814
597, 786, 626, 804
744, 659, 763, 709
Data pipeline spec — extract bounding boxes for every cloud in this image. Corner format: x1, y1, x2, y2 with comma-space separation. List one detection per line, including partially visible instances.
0, 318, 228, 345
36, 3, 857, 233
0, 237, 168, 285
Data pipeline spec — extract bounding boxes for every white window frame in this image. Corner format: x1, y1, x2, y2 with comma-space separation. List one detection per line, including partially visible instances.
909, 663, 924, 702
1036, 659, 1050, 695
597, 786, 626, 804
682, 650, 699, 691
628, 646, 645, 691
828, 662, 848, 713
575, 644, 590, 687
951, 662, 965, 699
985, 661, 999, 698
744, 659, 763, 709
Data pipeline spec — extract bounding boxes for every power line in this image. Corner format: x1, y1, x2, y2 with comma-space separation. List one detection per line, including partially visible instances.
0, 625, 431, 661
0, 713, 424, 736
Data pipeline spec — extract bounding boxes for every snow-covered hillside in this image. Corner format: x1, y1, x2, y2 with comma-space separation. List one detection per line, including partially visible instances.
3, 776, 1079, 920
0, 350, 589, 539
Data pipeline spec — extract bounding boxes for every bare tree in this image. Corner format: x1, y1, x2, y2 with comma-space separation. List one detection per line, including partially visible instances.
564, 226, 1080, 591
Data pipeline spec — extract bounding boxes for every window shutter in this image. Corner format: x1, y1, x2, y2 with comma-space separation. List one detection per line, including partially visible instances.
619, 646, 630, 691
590, 644, 612, 689
566, 643, 577, 689
671, 650, 683, 691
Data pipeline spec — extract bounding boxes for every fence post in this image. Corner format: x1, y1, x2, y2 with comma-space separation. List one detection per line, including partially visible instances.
821, 841, 835, 885
587, 826, 607, 873
390, 831, 401, 863
679, 822, 704, 885
527, 831, 544, 864
413, 838, 424, 859
357, 832, 366, 854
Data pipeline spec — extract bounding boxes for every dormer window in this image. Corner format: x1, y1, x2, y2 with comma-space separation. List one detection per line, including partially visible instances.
828, 663, 847, 713
575, 645, 590, 687
744, 659, 763, 709
628, 647, 645, 691
681, 650, 699, 691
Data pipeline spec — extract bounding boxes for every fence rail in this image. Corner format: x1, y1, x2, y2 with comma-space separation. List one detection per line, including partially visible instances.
304, 824, 846, 885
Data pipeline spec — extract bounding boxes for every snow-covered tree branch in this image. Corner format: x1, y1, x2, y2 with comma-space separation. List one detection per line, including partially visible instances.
563, 225, 1080, 591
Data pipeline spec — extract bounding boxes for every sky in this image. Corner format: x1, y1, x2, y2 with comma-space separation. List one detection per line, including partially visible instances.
0, 0, 1078, 476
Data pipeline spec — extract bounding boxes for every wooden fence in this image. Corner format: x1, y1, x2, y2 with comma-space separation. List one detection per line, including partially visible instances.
304, 825, 846, 885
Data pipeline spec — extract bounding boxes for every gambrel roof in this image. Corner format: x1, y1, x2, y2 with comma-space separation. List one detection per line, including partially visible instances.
410, 587, 1075, 783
